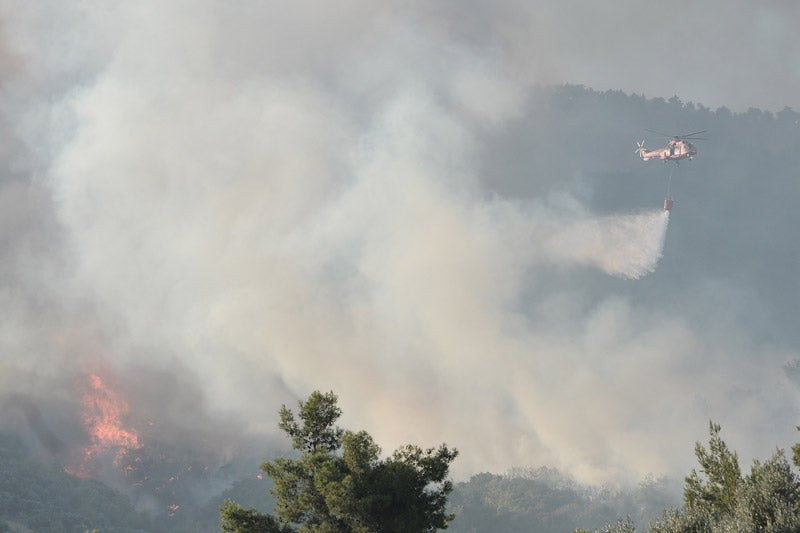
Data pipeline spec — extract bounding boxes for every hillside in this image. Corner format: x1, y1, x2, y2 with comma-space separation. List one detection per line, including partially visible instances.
0, 433, 149, 532
3, 83, 799, 531
1, 429, 676, 532
448, 469, 679, 533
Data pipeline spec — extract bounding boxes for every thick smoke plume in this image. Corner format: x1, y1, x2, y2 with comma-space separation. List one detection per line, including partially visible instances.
1, 2, 798, 492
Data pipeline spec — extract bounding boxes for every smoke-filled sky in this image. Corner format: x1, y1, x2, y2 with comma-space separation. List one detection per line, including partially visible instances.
1, 1, 799, 487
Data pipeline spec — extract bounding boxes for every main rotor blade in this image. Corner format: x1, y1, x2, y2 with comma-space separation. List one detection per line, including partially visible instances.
644, 128, 672, 137
682, 137, 709, 141
677, 130, 708, 138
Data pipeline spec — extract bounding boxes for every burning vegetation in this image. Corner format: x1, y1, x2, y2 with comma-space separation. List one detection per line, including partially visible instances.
65, 373, 142, 479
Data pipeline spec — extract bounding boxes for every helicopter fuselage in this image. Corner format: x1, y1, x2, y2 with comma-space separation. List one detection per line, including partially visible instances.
637, 139, 697, 161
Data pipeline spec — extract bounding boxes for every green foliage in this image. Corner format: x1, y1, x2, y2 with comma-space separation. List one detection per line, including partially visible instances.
648, 507, 714, 533
220, 499, 292, 533
356, 444, 459, 532
599, 517, 636, 533
278, 391, 344, 454
649, 423, 800, 533
729, 451, 800, 531
222, 390, 458, 533
683, 421, 741, 516
792, 426, 800, 469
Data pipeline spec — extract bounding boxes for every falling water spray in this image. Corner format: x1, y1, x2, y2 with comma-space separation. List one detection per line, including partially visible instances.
541, 209, 670, 280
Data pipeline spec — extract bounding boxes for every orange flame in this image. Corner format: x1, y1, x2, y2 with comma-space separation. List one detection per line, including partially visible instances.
65, 373, 142, 478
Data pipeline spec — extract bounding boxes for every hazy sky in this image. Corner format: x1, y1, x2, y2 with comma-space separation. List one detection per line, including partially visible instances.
1, 1, 799, 487
510, 0, 800, 112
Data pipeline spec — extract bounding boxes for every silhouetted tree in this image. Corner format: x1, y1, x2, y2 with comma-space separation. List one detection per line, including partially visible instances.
220, 391, 457, 532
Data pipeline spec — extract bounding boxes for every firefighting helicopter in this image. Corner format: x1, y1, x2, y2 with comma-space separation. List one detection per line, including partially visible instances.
635, 129, 708, 211
635, 129, 708, 162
